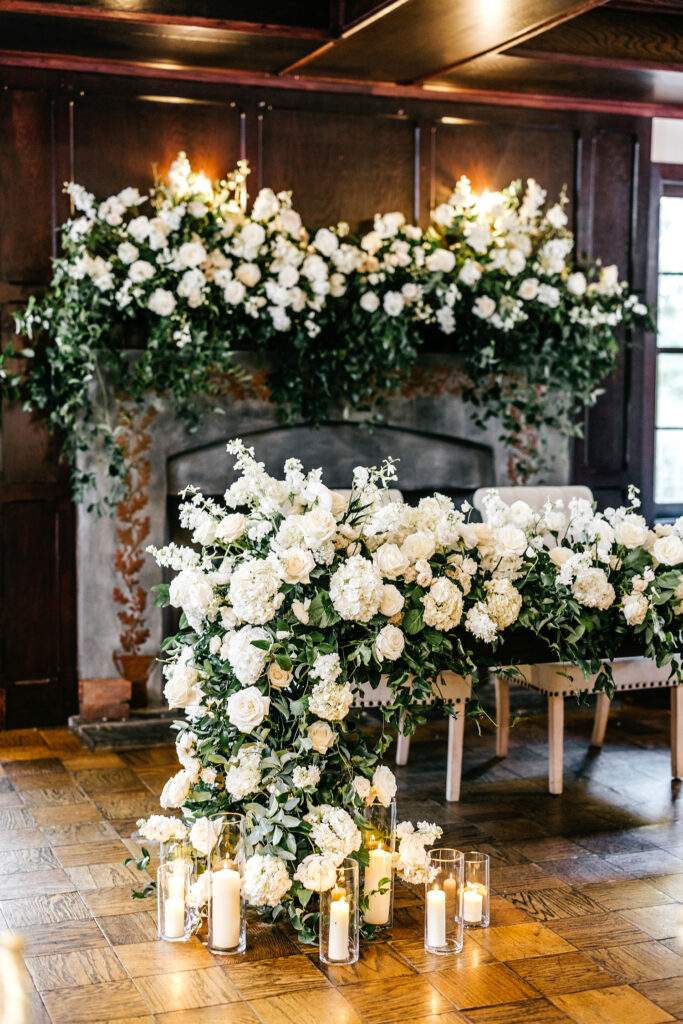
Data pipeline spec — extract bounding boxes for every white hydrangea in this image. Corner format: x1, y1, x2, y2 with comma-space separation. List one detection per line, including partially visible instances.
465, 604, 498, 644
572, 567, 615, 610
225, 744, 262, 799
304, 805, 361, 865
329, 554, 383, 621
228, 557, 283, 624
224, 626, 270, 686
395, 821, 443, 884
242, 854, 291, 907
136, 815, 188, 843
309, 680, 354, 721
310, 652, 342, 685
484, 578, 522, 630
421, 577, 463, 630
292, 764, 321, 789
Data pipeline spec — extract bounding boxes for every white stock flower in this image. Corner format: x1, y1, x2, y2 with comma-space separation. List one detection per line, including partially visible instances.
465, 604, 498, 643
294, 854, 337, 892
243, 854, 291, 907
375, 624, 405, 662
226, 686, 270, 733
160, 770, 192, 809
459, 259, 481, 286
308, 720, 336, 753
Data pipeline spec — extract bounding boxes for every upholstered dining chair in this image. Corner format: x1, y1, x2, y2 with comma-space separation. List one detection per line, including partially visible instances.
472, 485, 683, 794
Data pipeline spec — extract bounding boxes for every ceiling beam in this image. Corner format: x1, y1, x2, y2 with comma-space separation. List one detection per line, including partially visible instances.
0, 1, 330, 39
414, 0, 611, 82
2, 46, 683, 120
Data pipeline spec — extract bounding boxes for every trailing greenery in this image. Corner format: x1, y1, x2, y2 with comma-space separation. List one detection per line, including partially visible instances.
1, 155, 650, 510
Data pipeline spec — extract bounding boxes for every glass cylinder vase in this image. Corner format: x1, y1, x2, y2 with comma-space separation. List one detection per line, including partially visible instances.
463, 851, 490, 928
360, 800, 396, 928
157, 859, 193, 942
424, 848, 464, 955
207, 813, 247, 955
319, 859, 360, 966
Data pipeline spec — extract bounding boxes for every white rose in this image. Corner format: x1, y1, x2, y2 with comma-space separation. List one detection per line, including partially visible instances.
379, 584, 404, 617
615, 518, 649, 549
188, 200, 208, 218
302, 508, 337, 548
240, 221, 266, 250
383, 291, 404, 316
252, 189, 279, 221
432, 203, 454, 227
117, 242, 139, 265
374, 543, 409, 580
313, 228, 339, 257
653, 535, 683, 566
401, 531, 436, 563
371, 765, 397, 807
128, 216, 150, 243
224, 279, 246, 304
459, 260, 481, 286
291, 598, 311, 625
226, 686, 270, 733
236, 262, 261, 287
549, 546, 573, 567
148, 288, 176, 316
294, 854, 337, 893
329, 272, 346, 297
278, 208, 302, 236
194, 516, 217, 546
178, 239, 207, 268
360, 291, 380, 313
473, 295, 496, 319
518, 278, 539, 301
623, 593, 648, 626
216, 513, 246, 543
128, 260, 155, 283
331, 492, 348, 517
281, 546, 315, 584
567, 271, 587, 296
160, 770, 191, 809
353, 776, 372, 802
375, 624, 405, 662
496, 525, 527, 556
267, 662, 293, 690
279, 265, 299, 288
308, 720, 335, 754
425, 248, 456, 273
189, 817, 221, 856
164, 664, 200, 709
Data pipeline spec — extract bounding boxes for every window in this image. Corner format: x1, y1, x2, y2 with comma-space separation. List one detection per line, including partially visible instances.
655, 191, 683, 514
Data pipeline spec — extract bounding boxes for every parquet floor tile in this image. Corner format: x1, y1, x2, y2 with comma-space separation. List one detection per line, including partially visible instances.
341, 974, 453, 1022
549, 984, 675, 1024
250, 987, 365, 1023
589, 940, 683, 983
636, 977, 683, 1017
509, 950, 618, 995
133, 966, 241, 1012
428, 961, 538, 1009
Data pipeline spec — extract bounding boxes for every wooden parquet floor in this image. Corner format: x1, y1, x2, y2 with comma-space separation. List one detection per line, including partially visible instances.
3, 695, 683, 1024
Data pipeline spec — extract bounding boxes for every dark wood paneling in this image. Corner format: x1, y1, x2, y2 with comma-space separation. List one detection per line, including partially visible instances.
0, 88, 53, 281
73, 95, 242, 196
260, 106, 415, 228
433, 121, 577, 209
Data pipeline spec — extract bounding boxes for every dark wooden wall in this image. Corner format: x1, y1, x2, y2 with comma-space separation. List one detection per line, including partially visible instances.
0, 68, 653, 726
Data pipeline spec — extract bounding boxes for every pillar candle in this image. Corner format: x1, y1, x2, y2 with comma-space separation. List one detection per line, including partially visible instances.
328, 896, 350, 961
167, 867, 186, 901
463, 884, 483, 924
363, 844, 392, 925
211, 867, 242, 949
426, 887, 446, 947
164, 896, 185, 939
443, 874, 457, 908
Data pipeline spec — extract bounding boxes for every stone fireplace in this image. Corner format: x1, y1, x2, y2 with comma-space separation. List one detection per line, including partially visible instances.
77, 354, 570, 704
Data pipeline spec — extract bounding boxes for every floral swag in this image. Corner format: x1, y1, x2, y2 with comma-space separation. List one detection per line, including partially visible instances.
4, 153, 649, 510
138, 440, 683, 941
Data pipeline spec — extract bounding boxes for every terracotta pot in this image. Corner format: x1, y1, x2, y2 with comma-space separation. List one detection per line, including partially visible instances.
113, 652, 155, 709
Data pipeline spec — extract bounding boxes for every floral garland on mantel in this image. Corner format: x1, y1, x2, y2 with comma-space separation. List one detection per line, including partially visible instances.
138, 440, 682, 941
3, 153, 649, 511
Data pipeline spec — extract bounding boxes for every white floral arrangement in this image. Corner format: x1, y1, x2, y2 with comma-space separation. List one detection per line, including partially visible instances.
139, 441, 682, 942
7, 154, 650, 509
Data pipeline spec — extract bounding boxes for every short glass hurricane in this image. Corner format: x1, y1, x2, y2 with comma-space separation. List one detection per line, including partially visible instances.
463, 851, 490, 928
207, 813, 247, 955
360, 800, 396, 928
424, 848, 464, 955
319, 859, 360, 966
157, 857, 193, 942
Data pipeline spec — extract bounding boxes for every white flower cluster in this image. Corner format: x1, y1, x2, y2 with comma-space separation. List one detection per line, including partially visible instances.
394, 820, 443, 884
136, 815, 188, 843
242, 853, 292, 907
304, 805, 362, 865
225, 744, 262, 799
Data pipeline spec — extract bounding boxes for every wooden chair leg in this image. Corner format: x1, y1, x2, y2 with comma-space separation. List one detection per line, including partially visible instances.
591, 691, 611, 748
672, 686, 683, 781
493, 675, 510, 758
395, 715, 411, 766
548, 694, 564, 796
446, 710, 465, 802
